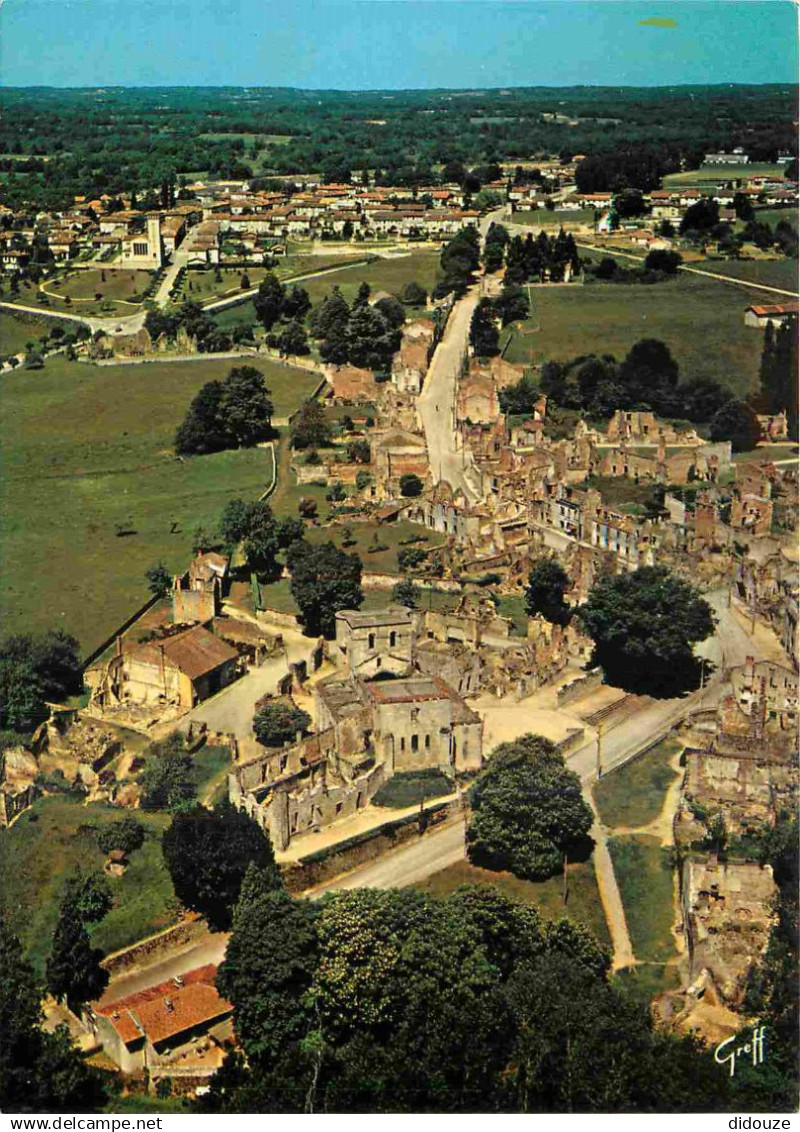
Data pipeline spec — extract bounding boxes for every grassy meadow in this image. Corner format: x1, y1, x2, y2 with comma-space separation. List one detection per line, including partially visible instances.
607, 834, 678, 963
416, 858, 611, 950
593, 738, 682, 829
0, 795, 177, 974
501, 273, 764, 398
40, 268, 154, 315
0, 355, 320, 654
0, 309, 70, 355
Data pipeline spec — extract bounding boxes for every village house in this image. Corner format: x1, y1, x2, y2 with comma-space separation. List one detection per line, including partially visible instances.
744, 302, 800, 329
87, 965, 232, 1077
88, 624, 239, 712
333, 606, 415, 679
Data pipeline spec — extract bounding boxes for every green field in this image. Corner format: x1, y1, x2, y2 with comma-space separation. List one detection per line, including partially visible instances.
40, 269, 154, 315
373, 768, 454, 808
176, 265, 268, 303
0, 795, 177, 974
416, 858, 611, 950
304, 518, 443, 575
663, 163, 785, 187
214, 250, 442, 329
512, 208, 596, 227
176, 255, 366, 306
0, 308, 70, 355
0, 356, 320, 653
593, 738, 682, 829
700, 257, 798, 293
502, 273, 764, 398
607, 834, 677, 963
755, 207, 798, 228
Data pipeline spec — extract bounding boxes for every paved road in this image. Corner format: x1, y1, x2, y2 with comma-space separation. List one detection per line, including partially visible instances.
417, 288, 484, 502
311, 817, 469, 894
99, 933, 229, 1005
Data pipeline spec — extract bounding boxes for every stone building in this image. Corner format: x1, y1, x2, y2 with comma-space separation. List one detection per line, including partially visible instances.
230, 658, 483, 849
120, 214, 163, 268
173, 551, 230, 623
333, 606, 415, 678
90, 626, 239, 712
681, 857, 776, 1006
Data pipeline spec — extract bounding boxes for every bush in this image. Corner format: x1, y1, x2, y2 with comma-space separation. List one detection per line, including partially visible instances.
97, 816, 146, 856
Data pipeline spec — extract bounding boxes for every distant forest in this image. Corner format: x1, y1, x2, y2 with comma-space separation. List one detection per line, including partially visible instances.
0, 84, 796, 209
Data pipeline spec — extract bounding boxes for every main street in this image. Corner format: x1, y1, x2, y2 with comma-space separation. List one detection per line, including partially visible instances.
417, 286, 484, 502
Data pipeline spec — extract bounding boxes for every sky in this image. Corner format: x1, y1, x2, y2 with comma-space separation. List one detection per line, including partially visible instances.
0, 0, 797, 89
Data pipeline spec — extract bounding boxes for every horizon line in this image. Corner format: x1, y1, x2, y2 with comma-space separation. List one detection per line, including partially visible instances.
0, 80, 796, 93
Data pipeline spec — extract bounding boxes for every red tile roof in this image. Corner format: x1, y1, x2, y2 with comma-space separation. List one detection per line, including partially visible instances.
96, 965, 231, 1049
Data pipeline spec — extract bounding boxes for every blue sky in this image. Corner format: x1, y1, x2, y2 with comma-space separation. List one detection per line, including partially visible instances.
1, 0, 796, 88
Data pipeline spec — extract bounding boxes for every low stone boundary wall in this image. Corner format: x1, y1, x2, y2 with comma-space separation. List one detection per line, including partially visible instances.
255, 607, 300, 630
282, 801, 458, 894
555, 727, 586, 757
556, 668, 604, 707
101, 915, 206, 977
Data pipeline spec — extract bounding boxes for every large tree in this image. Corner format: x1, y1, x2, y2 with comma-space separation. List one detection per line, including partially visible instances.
139, 732, 196, 812
709, 399, 762, 453
252, 271, 286, 331
467, 735, 593, 880
290, 400, 332, 451
469, 298, 500, 358
217, 884, 319, 1063
579, 565, 715, 696
162, 802, 281, 931
287, 540, 363, 638
1, 922, 106, 1113
46, 900, 108, 1013
218, 367, 274, 448
175, 367, 273, 456
0, 630, 83, 732
525, 557, 571, 626
253, 701, 311, 748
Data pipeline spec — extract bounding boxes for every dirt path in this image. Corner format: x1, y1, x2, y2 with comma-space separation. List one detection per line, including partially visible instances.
586, 792, 636, 971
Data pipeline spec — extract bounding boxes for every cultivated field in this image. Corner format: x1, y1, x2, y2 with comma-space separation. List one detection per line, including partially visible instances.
0, 355, 321, 653
700, 257, 798, 293
502, 274, 764, 398
512, 208, 596, 227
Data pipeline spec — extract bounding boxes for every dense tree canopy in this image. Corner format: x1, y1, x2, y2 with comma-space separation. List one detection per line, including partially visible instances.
162, 802, 281, 930
525, 558, 572, 626
287, 540, 363, 638
579, 565, 715, 696
0, 630, 83, 732
709, 399, 762, 453
201, 879, 743, 1113
253, 701, 311, 748
139, 732, 196, 811
175, 366, 273, 456
1, 922, 106, 1113
468, 735, 593, 880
